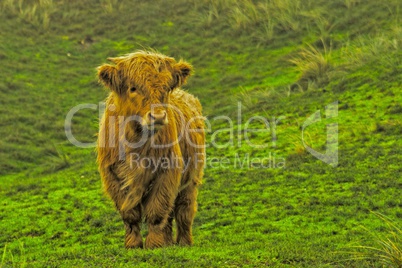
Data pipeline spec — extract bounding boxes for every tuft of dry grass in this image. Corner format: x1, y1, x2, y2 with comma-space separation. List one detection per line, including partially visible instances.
43, 144, 71, 173
101, 0, 123, 14
347, 212, 402, 267
195, 0, 326, 41
344, 0, 361, 9
289, 40, 333, 89
1, 0, 55, 29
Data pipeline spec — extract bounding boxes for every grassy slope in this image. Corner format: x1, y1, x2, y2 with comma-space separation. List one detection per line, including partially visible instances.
1, 0, 401, 267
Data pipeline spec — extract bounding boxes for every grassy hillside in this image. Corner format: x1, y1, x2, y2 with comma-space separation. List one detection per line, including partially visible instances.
0, 0, 401, 267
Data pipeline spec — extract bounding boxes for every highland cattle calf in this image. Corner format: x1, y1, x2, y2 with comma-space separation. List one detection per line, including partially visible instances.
96, 50, 205, 249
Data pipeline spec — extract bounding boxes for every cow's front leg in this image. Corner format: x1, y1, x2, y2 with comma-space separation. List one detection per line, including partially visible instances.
102, 163, 146, 249
121, 205, 143, 249
143, 170, 181, 249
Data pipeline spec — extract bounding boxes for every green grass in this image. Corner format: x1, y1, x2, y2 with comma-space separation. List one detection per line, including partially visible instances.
0, 0, 401, 266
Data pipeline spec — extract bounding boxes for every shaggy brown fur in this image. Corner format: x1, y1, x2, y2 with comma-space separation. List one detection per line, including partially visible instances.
96, 50, 205, 249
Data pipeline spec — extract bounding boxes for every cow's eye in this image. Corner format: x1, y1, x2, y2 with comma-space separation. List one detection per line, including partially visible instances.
130, 87, 137, 93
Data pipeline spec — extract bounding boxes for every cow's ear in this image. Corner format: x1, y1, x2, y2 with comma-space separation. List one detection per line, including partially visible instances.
171, 60, 193, 89
97, 64, 121, 92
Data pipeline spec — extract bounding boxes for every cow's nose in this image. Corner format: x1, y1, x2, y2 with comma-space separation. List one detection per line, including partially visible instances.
147, 111, 167, 125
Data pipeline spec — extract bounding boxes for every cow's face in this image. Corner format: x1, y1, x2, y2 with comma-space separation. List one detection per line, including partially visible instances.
98, 51, 192, 131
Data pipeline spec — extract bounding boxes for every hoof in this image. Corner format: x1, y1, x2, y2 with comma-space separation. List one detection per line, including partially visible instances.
176, 236, 193, 246
163, 233, 174, 246
145, 232, 165, 249
125, 235, 143, 249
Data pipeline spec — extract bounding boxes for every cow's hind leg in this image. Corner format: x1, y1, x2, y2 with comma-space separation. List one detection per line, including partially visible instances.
175, 182, 198, 246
